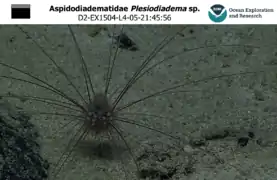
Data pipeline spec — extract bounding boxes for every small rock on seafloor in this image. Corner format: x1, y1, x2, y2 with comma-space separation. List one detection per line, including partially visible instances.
112, 32, 138, 51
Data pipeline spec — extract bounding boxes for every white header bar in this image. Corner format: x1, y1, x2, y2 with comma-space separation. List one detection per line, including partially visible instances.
1, 0, 277, 24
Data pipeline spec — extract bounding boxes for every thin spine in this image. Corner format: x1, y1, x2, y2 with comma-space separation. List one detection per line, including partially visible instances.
114, 117, 181, 141
2, 94, 82, 112
105, 25, 116, 95
112, 27, 186, 110
68, 25, 95, 101
132, 44, 260, 84
51, 124, 89, 179
0, 74, 85, 112
109, 123, 141, 179
17, 26, 88, 106
105, 26, 124, 95
116, 70, 266, 112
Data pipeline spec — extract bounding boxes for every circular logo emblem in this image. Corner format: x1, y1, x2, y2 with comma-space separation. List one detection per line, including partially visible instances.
208, 4, 227, 23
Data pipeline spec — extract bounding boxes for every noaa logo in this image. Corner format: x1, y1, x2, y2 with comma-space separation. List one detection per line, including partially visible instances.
208, 4, 227, 23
